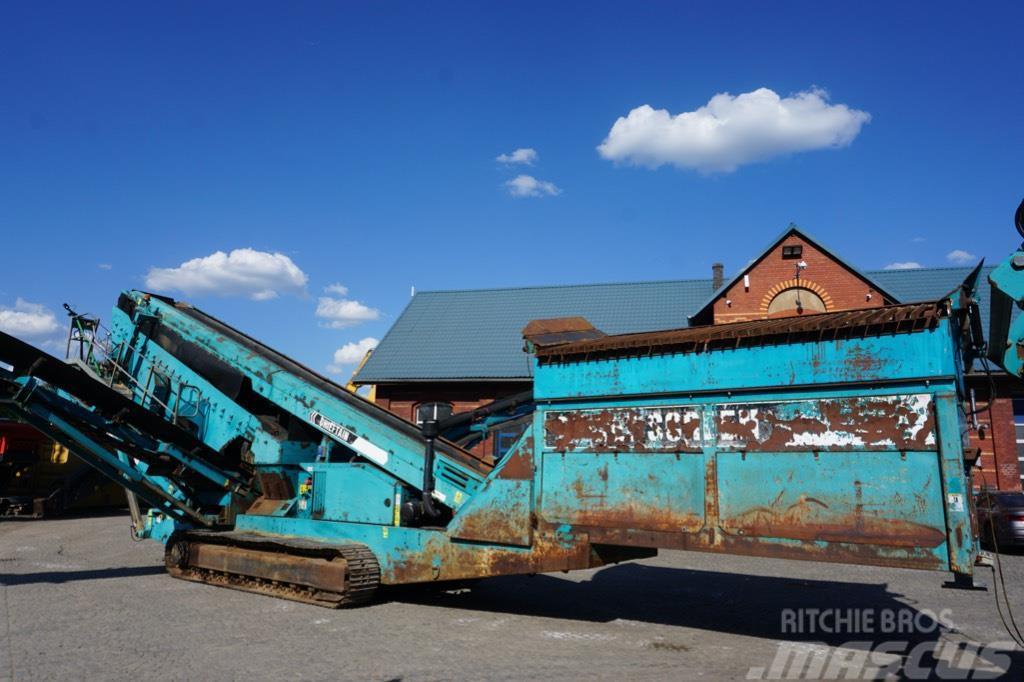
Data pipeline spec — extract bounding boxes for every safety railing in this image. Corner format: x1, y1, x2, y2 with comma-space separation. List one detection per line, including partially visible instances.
63, 305, 206, 426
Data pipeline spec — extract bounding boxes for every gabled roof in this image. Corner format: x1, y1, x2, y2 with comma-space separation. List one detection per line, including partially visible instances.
688, 224, 902, 324
354, 265, 992, 384
355, 279, 712, 382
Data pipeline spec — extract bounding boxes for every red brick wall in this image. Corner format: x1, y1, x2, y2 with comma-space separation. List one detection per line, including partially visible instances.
967, 379, 1023, 492
373, 381, 528, 460
712, 234, 893, 324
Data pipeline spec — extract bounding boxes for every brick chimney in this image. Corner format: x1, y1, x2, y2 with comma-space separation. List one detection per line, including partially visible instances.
712, 263, 724, 292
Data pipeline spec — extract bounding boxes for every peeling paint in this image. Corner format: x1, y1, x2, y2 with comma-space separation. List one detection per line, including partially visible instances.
716, 395, 936, 451
544, 406, 702, 452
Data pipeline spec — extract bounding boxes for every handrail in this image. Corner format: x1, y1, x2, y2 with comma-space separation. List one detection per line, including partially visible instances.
63, 312, 205, 427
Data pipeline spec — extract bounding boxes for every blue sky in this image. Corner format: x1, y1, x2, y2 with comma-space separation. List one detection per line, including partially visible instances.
1, 2, 1022, 376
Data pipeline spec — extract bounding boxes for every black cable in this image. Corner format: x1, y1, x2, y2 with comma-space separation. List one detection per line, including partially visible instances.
980, 470, 1024, 649
1014, 197, 1024, 240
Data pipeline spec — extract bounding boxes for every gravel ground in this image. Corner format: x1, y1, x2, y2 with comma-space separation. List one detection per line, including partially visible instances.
1, 513, 1022, 680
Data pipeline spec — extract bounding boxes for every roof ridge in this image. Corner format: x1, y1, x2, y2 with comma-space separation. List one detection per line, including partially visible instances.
866, 264, 992, 274
417, 277, 714, 295
412, 263, 994, 297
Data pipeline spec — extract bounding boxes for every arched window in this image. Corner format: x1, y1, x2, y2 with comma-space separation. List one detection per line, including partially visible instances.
767, 287, 827, 316
415, 402, 453, 425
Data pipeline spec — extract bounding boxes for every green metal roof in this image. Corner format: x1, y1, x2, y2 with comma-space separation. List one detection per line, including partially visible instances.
355, 265, 991, 383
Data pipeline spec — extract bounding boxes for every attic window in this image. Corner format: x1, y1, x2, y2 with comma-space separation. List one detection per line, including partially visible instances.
782, 245, 803, 259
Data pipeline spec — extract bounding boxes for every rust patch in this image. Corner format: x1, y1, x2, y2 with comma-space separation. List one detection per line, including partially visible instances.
533, 301, 947, 364
534, 522, 945, 572
188, 543, 347, 589
704, 457, 720, 544
522, 317, 606, 349
449, 491, 533, 547
247, 471, 295, 515
845, 345, 884, 375
716, 533, 945, 571
256, 472, 293, 499
545, 406, 702, 453
716, 395, 937, 451
721, 495, 946, 548
555, 503, 704, 534
385, 531, 593, 584
496, 436, 534, 480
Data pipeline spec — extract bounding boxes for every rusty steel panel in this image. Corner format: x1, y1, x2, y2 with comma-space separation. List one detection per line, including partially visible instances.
496, 435, 534, 480
448, 478, 533, 547
188, 543, 347, 590
539, 451, 705, 533
533, 301, 946, 363
715, 394, 936, 451
448, 433, 535, 546
385, 531, 596, 584
716, 450, 948, 553
544, 405, 702, 452
522, 317, 606, 349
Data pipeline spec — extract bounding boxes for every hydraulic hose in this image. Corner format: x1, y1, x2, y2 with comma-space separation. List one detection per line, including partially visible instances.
1015, 197, 1024, 240
421, 419, 441, 518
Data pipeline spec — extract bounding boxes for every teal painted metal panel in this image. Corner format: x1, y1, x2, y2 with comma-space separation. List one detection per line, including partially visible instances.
534, 323, 958, 400
447, 478, 533, 547
715, 450, 947, 558
309, 463, 398, 526
932, 392, 975, 573
539, 451, 706, 533
529, 379, 969, 573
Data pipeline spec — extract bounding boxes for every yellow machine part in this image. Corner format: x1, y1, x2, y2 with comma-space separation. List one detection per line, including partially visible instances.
6, 443, 124, 510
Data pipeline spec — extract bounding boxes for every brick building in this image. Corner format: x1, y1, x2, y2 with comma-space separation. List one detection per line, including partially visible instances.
354, 225, 1022, 491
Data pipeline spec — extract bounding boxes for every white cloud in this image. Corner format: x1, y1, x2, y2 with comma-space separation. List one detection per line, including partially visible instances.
505, 174, 561, 197
0, 298, 60, 338
324, 283, 349, 296
327, 337, 379, 374
946, 249, 977, 265
496, 148, 538, 165
145, 248, 308, 300
884, 262, 923, 270
911, 237, 926, 243
98, 263, 112, 270
597, 87, 870, 173
316, 296, 380, 329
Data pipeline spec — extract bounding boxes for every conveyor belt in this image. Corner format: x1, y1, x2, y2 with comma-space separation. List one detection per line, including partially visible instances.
0, 328, 236, 471
141, 292, 491, 474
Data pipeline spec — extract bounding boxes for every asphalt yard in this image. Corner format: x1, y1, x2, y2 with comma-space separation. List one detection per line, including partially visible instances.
1, 513, 1022, 680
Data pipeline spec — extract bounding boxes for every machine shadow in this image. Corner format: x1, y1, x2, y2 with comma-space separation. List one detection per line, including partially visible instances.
0, 564, 165, 586
385, 562, 957, 648
0, 507, 129, 523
